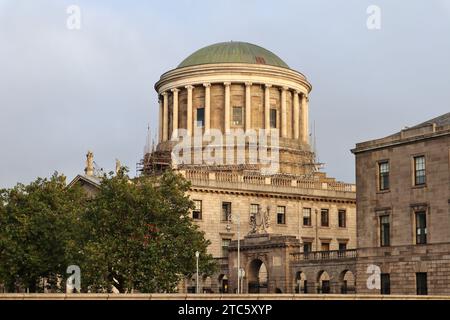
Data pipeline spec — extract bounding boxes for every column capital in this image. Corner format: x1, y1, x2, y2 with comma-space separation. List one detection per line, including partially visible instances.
161, 91, 168, 97
302, 93, 309, 102
185, 85, 194, 90
171, 88, 180, 93
245, 82, 253, 87
294, 90, 301, 95
224, 82, 231, 87
265, 84, 272, 89
203, 83, 211, 88
281, 86, 289, 92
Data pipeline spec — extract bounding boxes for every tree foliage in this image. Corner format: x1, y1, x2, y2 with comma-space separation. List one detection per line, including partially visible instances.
0, 170, 216, 293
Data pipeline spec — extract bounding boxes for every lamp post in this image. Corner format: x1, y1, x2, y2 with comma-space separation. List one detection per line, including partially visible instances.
237, 212, 241, 294
195, 251, 200, 294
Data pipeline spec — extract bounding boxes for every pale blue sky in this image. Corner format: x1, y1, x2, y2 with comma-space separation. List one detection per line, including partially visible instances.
1, 0, 449, 187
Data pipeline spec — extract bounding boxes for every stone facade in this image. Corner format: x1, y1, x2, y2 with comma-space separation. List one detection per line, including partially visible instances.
351, 113, 450, 295
149, 42, 362, 294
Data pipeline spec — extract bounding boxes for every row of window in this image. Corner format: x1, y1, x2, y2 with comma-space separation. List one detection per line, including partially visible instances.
194, 106, 280, 129
192, 200, 347, 228
380, 272, 428, 295
378, 155, 426, 191
379, 211, 427, 247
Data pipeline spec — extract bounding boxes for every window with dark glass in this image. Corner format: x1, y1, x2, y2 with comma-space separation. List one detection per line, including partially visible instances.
232, 106, 243, 126
416, 211, 427, 244
416, 273, 428, 295
339, 243, 347, 251
303, 242, 312, 253
222, 202, 231, 222
270, 109, 277, 128
321, 209, 329, 227
193, 200, 202, 220
196, 107, 205, 128
381, 274, 391, 294
379, 161, 390, 191
277, 206, 286, 224
338, 210, 346, 228
303, 208, 311, 226
380, 215, 390, 247
414, 156, 426, 186
222, 239, 231, 257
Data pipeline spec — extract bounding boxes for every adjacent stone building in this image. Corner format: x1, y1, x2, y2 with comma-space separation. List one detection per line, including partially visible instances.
351, 113, 450, 295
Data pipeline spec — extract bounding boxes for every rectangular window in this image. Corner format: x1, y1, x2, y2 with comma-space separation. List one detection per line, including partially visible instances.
379, 161, 390, 191
338, 210, 347, 228
196, 107, 205, 128
339, 243, 347, 251
416, 273, 428, 295
222, 239, 231, 257
193, 200, 202, 220
303, 208, 312, 226
380, 215, 390, 247
321, 209, 329, 227
303, 242, 312, 253
270, 108, 277, 128
381, 274, 391, 295
232, 106, 243, 126
277, 206, 286, 224
414, 156, 426, 186
222, 202, 231, 222
321, 242, 330, 251
416, 211, 427, 245
250, 204, 259, 216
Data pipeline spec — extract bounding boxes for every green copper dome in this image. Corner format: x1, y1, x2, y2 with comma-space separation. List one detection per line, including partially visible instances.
177, 41, 290, 69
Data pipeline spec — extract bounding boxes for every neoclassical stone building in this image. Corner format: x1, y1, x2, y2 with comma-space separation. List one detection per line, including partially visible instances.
139, 41, 357, 294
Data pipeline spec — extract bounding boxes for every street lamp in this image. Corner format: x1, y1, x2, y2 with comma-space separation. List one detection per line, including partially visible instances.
228, 210, 242, 294
195, 251, 200, 294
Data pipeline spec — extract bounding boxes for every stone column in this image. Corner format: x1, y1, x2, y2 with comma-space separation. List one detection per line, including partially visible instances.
281, 86, 288, 138
162, 92, 169, 141
186, 85, 194, 136
171, 88, 179, 138
293, 91, 300, 140
264, 84, 272, 131
224, 82, 231, 133
158, 97, 163, 143
203, 83, 211, 132
301, 93, 309, 144
245, 82, 252, 131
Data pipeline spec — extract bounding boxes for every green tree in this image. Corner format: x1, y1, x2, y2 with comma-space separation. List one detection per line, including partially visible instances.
0, 169, 217, 293
76, 169, 216, 293
0, 173, 86, 292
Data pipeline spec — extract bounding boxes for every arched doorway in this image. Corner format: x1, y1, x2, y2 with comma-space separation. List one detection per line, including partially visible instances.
294, 271, 307, 293
247, 259, 268, 293
202, 275, 213, 293
317, 271, 331, 294
339, 270, 355, 294
218, 274, 229, 293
